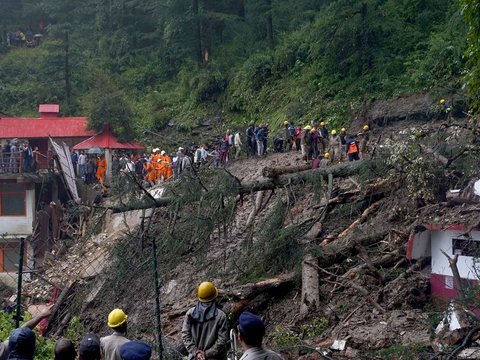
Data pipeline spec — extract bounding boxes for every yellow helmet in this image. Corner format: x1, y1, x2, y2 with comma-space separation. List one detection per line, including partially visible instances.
331, 130, 337, 135
341, 128, 346, 132
439, 99, 446, 104
304, 125, 312, 130
108, 309, 128, 328
283, 120, 289, 126
198, 282, 218, 302
363, 125, 369, 131
324, 152, 330, 159
320, 122, 325, 126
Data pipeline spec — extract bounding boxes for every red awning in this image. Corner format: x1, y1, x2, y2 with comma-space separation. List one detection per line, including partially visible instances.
72, 124, 144, 150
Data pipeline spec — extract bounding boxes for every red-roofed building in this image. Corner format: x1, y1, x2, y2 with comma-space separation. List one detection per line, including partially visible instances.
0, 104, 93, 170
0, 105, 93, 281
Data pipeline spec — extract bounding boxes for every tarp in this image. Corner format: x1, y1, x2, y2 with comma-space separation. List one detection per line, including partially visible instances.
72, 124, 144, 150
49, 137, 80, 203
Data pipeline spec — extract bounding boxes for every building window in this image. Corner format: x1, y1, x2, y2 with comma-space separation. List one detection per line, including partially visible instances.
452, 238, 480, 257
445, 275, 454, 290
0, 243, 21, 272
0, 183, 26, 216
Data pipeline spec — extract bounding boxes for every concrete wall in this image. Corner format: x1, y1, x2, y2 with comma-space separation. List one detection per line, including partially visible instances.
431, 230, 480, 280
0, 188, 35, 235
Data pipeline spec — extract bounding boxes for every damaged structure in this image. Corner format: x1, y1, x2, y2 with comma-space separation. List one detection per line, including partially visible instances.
0, 104, 91, 285
407, 225, 480, 302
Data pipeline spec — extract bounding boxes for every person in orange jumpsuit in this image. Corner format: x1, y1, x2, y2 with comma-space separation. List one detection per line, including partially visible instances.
151, 148, 160, 164
153, 158, 164, 183
144, 160, 155, 185
163, 152, 173, 180
96, 154, 107, 193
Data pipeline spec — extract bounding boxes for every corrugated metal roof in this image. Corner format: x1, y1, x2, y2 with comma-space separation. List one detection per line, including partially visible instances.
0, 117, 93, 138
73, 124, 144, 150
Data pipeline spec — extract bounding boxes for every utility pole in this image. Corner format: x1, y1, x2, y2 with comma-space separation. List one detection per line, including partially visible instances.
15, 237, 25, 328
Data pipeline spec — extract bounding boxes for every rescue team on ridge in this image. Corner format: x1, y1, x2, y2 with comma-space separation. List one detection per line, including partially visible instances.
134, 122, 370, 186
0, 282, 280, 360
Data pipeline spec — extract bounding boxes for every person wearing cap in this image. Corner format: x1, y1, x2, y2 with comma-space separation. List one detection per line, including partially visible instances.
300, 126, 311, 161
101, 308, 130, 360
120, 341, 152, 360
237, 312, 282, 360
329, 130, 342, 163
0, 304, 53, 360
339, 128, 347, 146
54, 338, 76, 360
79, 333, 101, 360
283, 120, 292, 151
317, 122, 328, 155
5, 328, 36, 360
182, 281, 228, 360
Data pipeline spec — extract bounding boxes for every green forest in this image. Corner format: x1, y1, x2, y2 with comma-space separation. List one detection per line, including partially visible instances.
0, 0, 479, 141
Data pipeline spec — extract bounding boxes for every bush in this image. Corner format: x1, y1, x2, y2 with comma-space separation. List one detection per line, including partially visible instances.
0, 311, 55, 360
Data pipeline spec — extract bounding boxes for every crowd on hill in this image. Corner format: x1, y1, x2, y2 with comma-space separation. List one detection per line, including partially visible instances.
0, 282, 281, 360
4, 23, 49, 48
78, 120, 371, 193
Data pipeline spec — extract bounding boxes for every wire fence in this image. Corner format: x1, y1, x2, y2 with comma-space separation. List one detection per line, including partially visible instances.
0, 161, 308, 360
0, 174, 185, 359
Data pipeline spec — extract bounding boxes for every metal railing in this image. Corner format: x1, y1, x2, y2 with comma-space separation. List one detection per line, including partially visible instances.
0, 152, 50, 174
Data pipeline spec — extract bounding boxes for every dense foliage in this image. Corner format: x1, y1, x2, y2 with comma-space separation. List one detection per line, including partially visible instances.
461, 0, 480, 111
0, 0, 471, 141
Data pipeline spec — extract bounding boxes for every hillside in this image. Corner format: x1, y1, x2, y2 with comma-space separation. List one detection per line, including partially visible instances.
0, 0, 469, 144
5, 112, 480, 359
3, 1, 480, 359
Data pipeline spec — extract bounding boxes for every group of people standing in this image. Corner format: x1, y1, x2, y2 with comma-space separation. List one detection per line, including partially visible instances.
0, 282, 280, 360
0, 307, 152, 360
182, 282, 281, 360
297, 123, 370, 164
1, 139, 44, 174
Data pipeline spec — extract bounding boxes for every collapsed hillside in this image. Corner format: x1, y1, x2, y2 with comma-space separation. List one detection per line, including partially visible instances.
16, 114, 480, 359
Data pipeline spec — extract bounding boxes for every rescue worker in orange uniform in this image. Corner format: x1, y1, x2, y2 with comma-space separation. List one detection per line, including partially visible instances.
144, 160, 155, 186
96, 155, 107, 193
162, 151, 173, 180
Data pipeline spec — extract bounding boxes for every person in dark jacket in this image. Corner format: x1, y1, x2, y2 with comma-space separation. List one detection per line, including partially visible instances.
0, 306, 52, 360
245, 124, 256, 157
237, 312, 282, 360
7, 328, 36, 360
182, 282, 228, 360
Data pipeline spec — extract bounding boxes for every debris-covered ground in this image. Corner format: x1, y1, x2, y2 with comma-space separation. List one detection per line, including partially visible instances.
12, 114, 480, 359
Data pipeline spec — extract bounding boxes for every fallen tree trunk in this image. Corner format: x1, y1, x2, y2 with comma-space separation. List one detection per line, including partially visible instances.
111, 160, 369, 213
322, 226, 391, 267
321, 200, 384, 246
227, 273, 296, 300
262, 163, 312, 178
300, 174, 333, 317
245, 191, 265, 228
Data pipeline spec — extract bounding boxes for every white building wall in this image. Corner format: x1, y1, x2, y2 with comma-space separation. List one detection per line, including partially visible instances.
0, 188, 35, 236
431, 230, 480, 280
